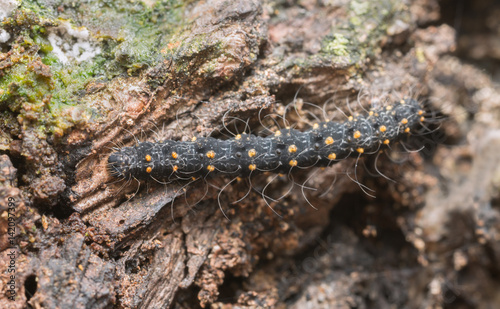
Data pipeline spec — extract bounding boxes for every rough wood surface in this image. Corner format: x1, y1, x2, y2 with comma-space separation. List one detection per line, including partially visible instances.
1, 0, 500, 308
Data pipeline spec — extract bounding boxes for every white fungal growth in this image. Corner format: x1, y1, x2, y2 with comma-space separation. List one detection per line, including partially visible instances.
47, 21, 101, 64
0, 28, 10, 43
0, 0, 19, 21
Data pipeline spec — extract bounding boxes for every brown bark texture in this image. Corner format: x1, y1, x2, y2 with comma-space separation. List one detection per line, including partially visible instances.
1, 0, 500, 308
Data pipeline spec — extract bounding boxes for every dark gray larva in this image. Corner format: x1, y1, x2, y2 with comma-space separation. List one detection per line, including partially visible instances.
108, 99, 424, 181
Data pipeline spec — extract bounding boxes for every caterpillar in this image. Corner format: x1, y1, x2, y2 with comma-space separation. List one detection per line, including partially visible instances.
107, 98, 425, 182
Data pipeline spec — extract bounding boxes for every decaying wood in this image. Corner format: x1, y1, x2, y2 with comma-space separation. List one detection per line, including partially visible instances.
2, 0, 500, 308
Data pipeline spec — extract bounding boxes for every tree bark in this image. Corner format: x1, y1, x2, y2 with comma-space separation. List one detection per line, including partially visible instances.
2, 0, 500, 308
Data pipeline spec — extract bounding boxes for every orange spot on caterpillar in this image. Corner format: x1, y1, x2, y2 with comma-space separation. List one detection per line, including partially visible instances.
235, 134, 242, 140
383, 139, 390, 145
401, 118, 408, 125
146, 167, 152, 173
207, 165, 215, 172
191, 136, 197, 142
171, 152, 178, 159
379, 125, 387, 132
356, 148, 364, 154
288, 145, 298, 153
328, 153, 336, 160
173, 165, 179, 172
248, 149, 257, 157
353, 131, 361, 139
145, 154, 152, 162
249, 164, 256, 171
289, 159, 298, 167
325, 137, 334, 145
206, 150, 215, 159
404, 127, 410, 133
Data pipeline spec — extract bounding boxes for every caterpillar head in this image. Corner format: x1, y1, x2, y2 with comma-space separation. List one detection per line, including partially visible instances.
108, 143, 147, 179
108, 142, 157, 179
107, 147, 137, 179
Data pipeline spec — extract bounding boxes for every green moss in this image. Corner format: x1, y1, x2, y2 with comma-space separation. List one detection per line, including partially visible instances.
51, 0, 186, 74
323, 34, 350, 57
0, 14, 94, 137
265, 0, 409, 79
321, 0, 410, 61
349, 1, 370, 20
0, 0, 186, 139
